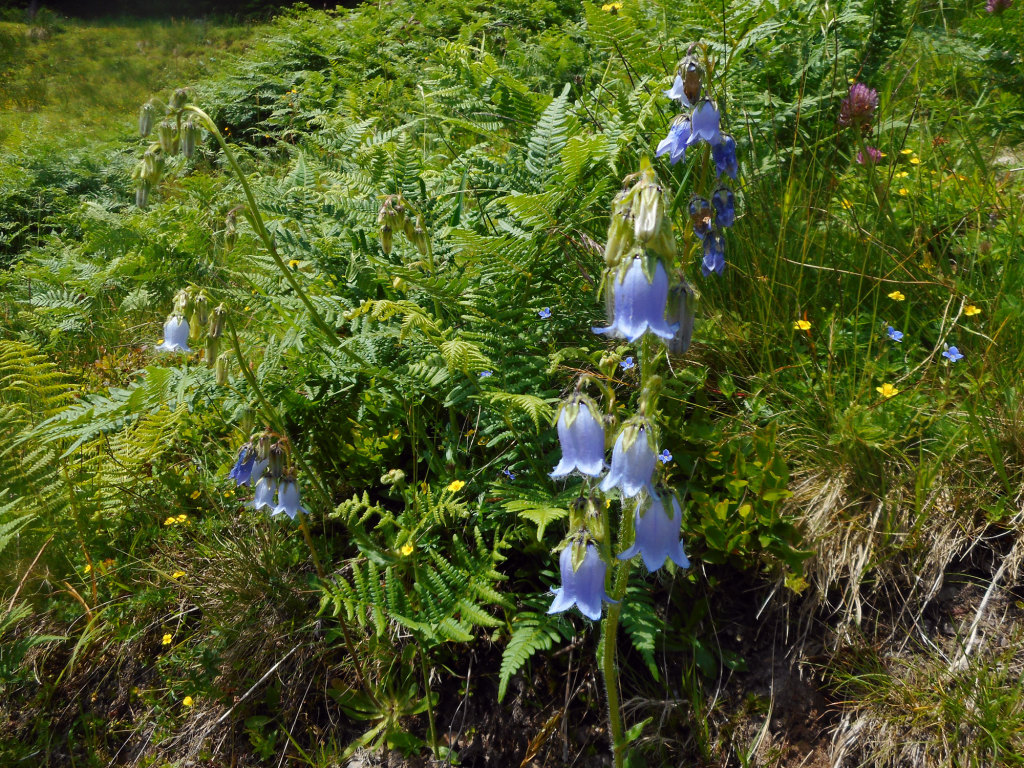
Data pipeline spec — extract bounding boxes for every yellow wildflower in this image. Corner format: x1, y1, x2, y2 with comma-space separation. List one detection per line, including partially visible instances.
171, 571, 186, 579
887, 290, 905, 301
176, 514, 188, 523
182, 696, 194, 708
793, 319, 812, 331
900, 148, 913, 155
400, 544, 414, 556
162, 633, 173, 646
876, 383, 899, 398
601, 1, 623, 10
840, 198, 854, 210
898, 188, 909, 196
288, 259, 300, 268
964, 305, 981, 317
163, 517, 177, 526
909, 157, 921, 165
189, 489, 201, 499
446, 480, 466, 492
224, 488, 234, 497
895, 171, 909, 178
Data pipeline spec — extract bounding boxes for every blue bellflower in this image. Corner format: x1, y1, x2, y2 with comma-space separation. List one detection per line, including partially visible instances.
712, 135, 738, 179
688, 100, 722, 147
655, 117, 691, 165
548, 543, 615, 621
663, 75, 694, 108
943, 346, 964, 362
272, 480, 307, 519
886, 326, 904, 342
156, 315, 192, 353
229, 445, 256, 486
689, 197, 712, 240
600, 423, 656, 498
702, 230, 727, 277
712, 186, 735, 228
593, 257, 678, 342
618, 493, 690, 572
550, 399, 607, 478
250, 475, 278, 510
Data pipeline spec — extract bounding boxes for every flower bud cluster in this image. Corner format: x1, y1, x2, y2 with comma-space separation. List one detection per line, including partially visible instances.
133, 89, 203, 209
657, 54, 738, 276
229, 432, 308, 520
154, 287, 230, 382
377, 194, 429, 256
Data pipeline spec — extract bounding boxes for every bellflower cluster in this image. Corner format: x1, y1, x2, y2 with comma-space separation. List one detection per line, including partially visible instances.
153, 288, 231, 380
658, 54, 739, 276
230, 432, 309, 521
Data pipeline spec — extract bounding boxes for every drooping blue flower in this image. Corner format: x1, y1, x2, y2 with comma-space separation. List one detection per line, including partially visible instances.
548, 543, 615, 621
249, 475, 278, 511
600, 423, 656, 498
550, 398, 607, 479
156, 315, 192, 353
655, 117, 691, 165
538, 307, 552, 319
886, 326, 904, 342
666, 281, 696, 355
658, 449, 672, 464
689, 196, 712, 240
618, 493, 690, 572
593, 257, 678, 342
701, 230, 727, 277
272, 479, 307, 520
712, 186, 735, 228
229, 444, 256, 486
663, 75, 695, 108
712, 135, 738, 179
688, 100, 722, 147
620, 356, 635, 371
943, 346, 964, 362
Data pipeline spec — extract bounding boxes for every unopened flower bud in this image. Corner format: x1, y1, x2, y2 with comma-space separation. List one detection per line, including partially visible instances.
139, 101, 157, 137
633, 181, 664, 243
224, 210, 237, 247
680, 55, 703, 105
605, 191, 635, 268
135, 180, 150, 209
255, 433, 272, 461
392, 276, 406, 291
157, 120, 177, 155
381, 468, 406, 487
666, 281, 697, 354
180, 118, 198, 158
268, 444, 286, 479
208, 303, 227, 339
171, 88, 189, 110
569, 496, 588, 531
173, 288, 191, 316
215, 354, 229, 385
380, 225, 393, 255
191, 292, 210, 327
205, 338, 219, 365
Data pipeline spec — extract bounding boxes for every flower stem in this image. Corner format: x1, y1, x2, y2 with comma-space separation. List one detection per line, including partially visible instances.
600, 527, 634, 768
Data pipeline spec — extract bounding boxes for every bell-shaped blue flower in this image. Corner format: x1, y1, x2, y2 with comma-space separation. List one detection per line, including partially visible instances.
272, 479, 307, 519
618, 493, 690, 572
701, 230, 726, 277
655, 117, 691, 165
663, 74, 694, 108
600, 422, 656, 498
593, 257, 678, 342
712, 135, 738, 179
666, 281, 696, 354
548, 543, 615, 621
688, 100, 722, 147
689, 196, 712, 240
156, 315, 192, 353
712, 186, 735, 228
550, 398, 606, 479
229, 444, 256, 486
249, 475, 277, 511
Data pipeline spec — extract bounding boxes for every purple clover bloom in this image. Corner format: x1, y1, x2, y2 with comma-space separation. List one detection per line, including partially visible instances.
600, 424, 656, 498
156, 315, 192, 353
548, 543, 615, 621
712, 135, 738, 179
538, 307, 552, 320
943, 346, 964, 362
857, 146, 883, 164
272, 480, 307, 519
655, 117, 691, 165
839, 83, 879, 132
618, 493, 690, 572
689, 196, 712, 240
688, 100, 722, 147
886, 326, 904, 342
701, 230, 727, 277
229, 445, 256, 486
712, 186, 735, 228
986, 0, 1012, 13
249, 475, 278, 511
593, 257, 678, 342
550, 399, 606, 479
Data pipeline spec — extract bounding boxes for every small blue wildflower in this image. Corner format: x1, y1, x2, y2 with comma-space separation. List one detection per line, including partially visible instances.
658, 448, 672, 464
655, 117, 691, 165
548, 543, 616, 621
479, 370, 493, 378
943, 346, 964, 362
886, 326, 904, 342
538, 307, 552, 320
701, 230, 727, 277
502, 468, 515, 480
711, 135, 738, 179
620, 356, 635, 371
712, 186, 735, 228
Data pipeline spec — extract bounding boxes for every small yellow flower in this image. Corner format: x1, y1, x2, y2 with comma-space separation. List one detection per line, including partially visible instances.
605, 499, 612, 509
163, 516, 177, 526
157, 339, 164, 346
171, 570, 186, 579
840, 198, 854, 210
162, 633, 173, 645
182, 696, 194, 708
189, 489, 201, 499
895, 171, 909, 178
964, 305, 981, 317
288, 259, 300, 268
909, 157, 921, 165
243, 306, 250, 311
888, 290, 905, 301
793, 319, 812, 331
176, 514, 188, 523
224, 488, 234, 497
898, 188, 909, 196
958, 174, 967, 181
84, 563, 92, 574
876, 383, 899, 399
400, 544, 414, 556
900, 148, 914, 155
601, 1, 623, 11
446, 480, 466, 492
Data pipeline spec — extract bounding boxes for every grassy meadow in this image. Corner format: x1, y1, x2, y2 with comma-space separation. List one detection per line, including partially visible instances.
1, 0, 1024, 765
